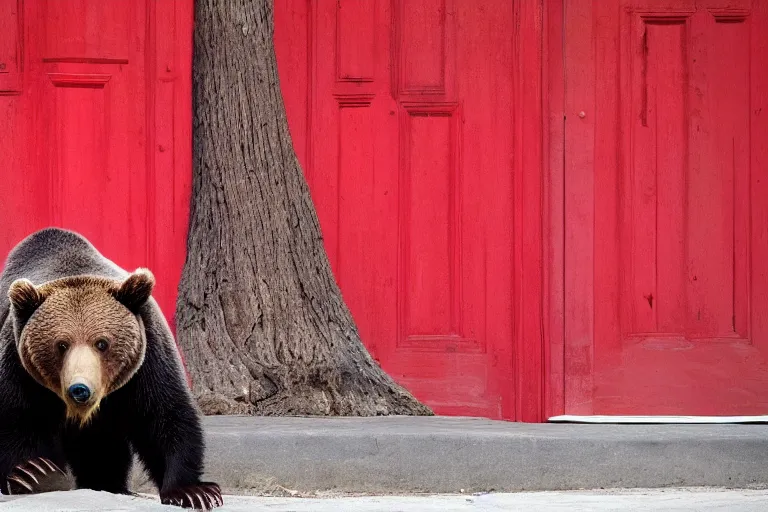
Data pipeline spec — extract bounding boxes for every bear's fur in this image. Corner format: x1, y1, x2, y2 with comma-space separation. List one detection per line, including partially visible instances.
0, 228, 221, 509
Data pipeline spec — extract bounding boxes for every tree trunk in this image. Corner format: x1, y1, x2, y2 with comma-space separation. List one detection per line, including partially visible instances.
177, 0, 432, 416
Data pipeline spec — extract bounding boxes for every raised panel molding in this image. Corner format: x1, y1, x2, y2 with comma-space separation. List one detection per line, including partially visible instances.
619, 7, 751, 340
396, 101, 480, 353
43, 57, 129, 65
392, 0, 455, 98
48, 80, 108, 229
709, 9, 749, 23
333, 92, 375, 107
0, 0, 23, 94
336, 0, 375, 82
400, 101, 457, 114
635, 11, 693, 21
623, 15, 689, 336
335, 103, 377, 352
47, 73, 112, 88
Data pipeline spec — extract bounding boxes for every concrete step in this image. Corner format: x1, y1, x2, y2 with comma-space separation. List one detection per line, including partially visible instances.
140, 416, 768, 495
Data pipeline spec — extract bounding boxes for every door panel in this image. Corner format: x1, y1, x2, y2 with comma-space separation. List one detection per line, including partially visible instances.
276, 0, 518, 419
564, 0, 768, 414
0, 0, 192, 326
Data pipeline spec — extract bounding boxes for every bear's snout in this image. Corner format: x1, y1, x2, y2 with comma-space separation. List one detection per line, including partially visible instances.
68, 383, 92, 404
60, 345, 104, 424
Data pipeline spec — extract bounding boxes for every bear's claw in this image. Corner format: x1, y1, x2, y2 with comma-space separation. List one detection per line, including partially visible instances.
5, 457, 65, 495
160, 482, 223, 510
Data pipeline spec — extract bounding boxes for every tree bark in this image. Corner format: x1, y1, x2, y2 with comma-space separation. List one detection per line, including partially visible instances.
177, 0, 432, 416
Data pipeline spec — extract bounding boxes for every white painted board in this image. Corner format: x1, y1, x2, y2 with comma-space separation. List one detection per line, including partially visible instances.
548, 415, 768, 424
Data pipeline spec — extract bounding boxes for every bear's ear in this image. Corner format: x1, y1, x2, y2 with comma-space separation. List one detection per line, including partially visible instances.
113, 268, 155, 314
8, 279, 47, 322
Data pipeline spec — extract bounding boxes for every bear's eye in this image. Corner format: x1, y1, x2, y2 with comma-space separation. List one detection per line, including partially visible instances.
95, 338, 109, 352
57, 341, 69, 354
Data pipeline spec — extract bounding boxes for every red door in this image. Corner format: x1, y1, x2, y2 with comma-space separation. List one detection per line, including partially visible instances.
276, 1, 524, 419
562, 0, 768, 415
0, 0, 192, 323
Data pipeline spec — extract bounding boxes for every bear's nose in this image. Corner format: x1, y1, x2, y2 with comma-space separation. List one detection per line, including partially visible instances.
67, 383, 92, 404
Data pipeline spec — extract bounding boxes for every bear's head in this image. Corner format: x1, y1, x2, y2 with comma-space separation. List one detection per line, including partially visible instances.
7, 269, 155, 426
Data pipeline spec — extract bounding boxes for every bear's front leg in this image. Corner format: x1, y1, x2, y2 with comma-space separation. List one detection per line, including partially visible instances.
133, 435, 222, 511
130, 399, 223, 510
5, 457, 68, 495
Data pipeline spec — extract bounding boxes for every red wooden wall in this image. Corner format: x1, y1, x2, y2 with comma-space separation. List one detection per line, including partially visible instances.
0, 0, 546, 422
274, 0, 546, 421
6, 0, 766, 422
0, 0, 192, 335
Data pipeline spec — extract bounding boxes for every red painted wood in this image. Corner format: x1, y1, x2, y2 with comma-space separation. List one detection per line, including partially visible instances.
276, 0, 546, 420
1, 0, 546, 421
544, 0, 566, 418
563, 0, 596, 415
563, 0, 768, 414
514, 0, 545, 422
0, 0, 192, 334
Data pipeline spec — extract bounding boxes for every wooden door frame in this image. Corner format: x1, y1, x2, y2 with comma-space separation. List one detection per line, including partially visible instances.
542, 0, 577, 419
512, 0, 550, 422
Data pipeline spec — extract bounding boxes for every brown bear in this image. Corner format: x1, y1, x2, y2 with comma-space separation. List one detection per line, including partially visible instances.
0, 227, 222, 510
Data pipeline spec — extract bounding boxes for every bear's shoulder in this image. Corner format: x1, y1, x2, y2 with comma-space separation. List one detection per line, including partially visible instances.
1, 228, 126, 310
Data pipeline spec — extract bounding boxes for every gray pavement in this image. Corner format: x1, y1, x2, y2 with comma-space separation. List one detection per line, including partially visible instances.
187, 416, 768, 494
2, 488, 768, 511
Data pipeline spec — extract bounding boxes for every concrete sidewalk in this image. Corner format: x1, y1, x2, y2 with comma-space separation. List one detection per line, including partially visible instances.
2, 488, 768, 511
143, 416, 768, 495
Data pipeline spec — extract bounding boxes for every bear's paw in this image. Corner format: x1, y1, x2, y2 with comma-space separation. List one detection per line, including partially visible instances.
160, 482, 223, 510
5, 457, 67, 495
